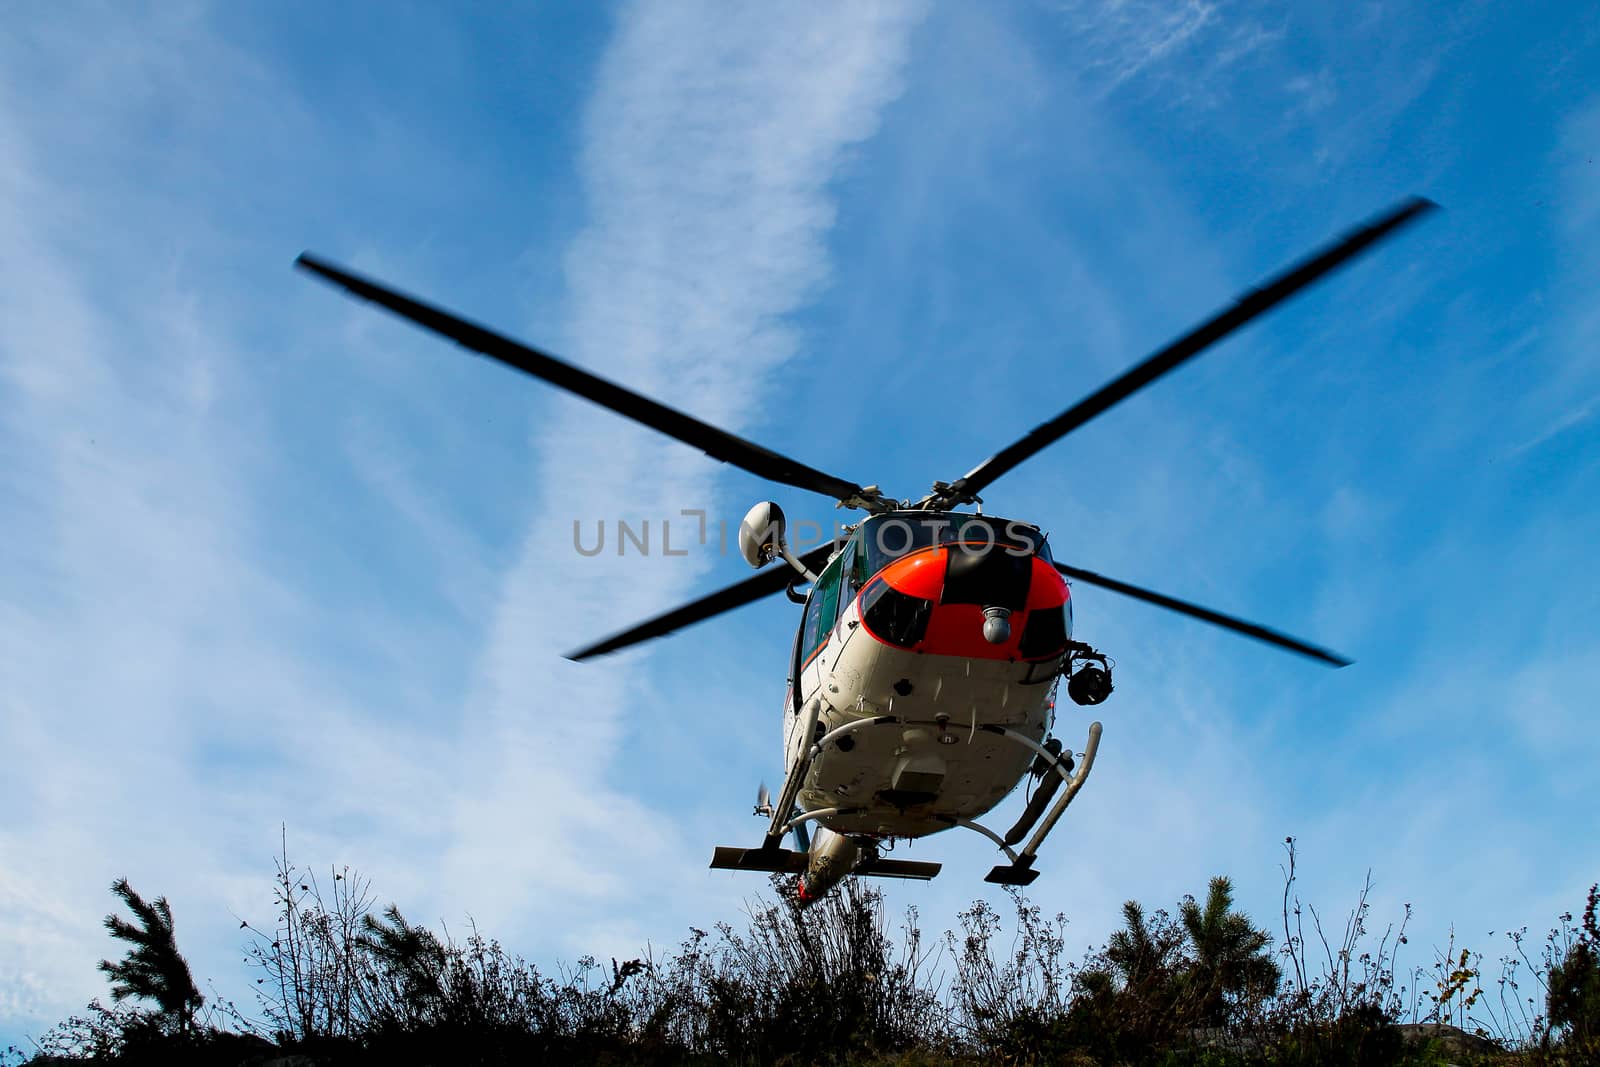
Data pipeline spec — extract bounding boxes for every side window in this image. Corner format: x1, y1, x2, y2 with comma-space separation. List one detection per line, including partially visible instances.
837, 539, 860, 605
803, 553, 845, 662
801, 594, 824, 663
849, 531, 872, 592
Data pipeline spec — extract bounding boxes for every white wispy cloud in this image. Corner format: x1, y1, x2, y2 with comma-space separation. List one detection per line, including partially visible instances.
1052, 0, 1221, 92
1046, 0, 1289, 110
0, 0, 926, 1037
1502, 96, 1600, 455
436, 0, 927, 953
1510, 393, 1600, 455
0, 103, 291, 1028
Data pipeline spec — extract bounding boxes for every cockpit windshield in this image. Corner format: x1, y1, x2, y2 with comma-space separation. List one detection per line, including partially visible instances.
853, 513, 1050, 583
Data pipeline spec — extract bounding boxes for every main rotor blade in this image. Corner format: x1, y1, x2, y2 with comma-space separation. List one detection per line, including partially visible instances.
566, 543, 837, 661
296, 255, 877, 507
1054, 562, 1351, 667
945, 197, 1437, 504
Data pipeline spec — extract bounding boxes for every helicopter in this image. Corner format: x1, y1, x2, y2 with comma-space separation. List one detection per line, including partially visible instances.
297, 195, 1434, 904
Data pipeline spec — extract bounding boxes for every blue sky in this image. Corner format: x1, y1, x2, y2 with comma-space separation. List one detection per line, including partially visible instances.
2, 0, 1597, 1048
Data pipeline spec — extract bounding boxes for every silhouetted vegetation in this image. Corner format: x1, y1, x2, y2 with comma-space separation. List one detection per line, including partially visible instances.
9, 838, 1596, 1066
1541, 884, 1600, 1062
96, 878, 204, 1033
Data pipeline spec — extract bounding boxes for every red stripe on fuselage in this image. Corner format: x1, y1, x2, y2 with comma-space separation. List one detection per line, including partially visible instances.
800, 633, 830, 670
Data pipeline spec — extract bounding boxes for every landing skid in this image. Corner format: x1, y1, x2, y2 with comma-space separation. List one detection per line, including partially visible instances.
709, 846, 805, 874
858, 854, 942, 881
709, 846, 940, 881
982, 856, 1040, 886
980, 719, 1102, 885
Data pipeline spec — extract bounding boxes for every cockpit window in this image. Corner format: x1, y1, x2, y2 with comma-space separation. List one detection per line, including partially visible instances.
855, 514, 1047, 579
801, 550, 846, 662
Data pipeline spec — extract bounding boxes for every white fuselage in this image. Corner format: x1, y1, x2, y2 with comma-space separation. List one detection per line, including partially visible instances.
783, 592, 1061, 840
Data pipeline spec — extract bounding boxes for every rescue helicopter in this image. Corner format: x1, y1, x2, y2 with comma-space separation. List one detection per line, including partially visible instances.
297, 196, 1434, 904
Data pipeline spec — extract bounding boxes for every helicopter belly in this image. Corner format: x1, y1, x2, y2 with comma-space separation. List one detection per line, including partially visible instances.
789, 600, 1062, 839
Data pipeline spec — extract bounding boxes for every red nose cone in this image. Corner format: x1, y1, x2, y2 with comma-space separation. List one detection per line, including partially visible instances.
878, 548, 947, 600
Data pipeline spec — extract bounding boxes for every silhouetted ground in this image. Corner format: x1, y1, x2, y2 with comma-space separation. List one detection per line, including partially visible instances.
9, 843, 1596, 1067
